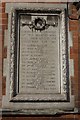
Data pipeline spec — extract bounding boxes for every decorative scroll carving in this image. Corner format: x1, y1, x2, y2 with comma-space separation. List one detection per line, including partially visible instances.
10, 11, 16, 99
60, 11, 68, 95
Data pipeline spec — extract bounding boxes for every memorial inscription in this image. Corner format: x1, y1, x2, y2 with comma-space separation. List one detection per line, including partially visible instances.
19, 15, 60, 94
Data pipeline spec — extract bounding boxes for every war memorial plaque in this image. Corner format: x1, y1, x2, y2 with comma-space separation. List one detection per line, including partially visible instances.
2, 3, 76, 115
9, 8, 69, 101
19, 15, 60, 94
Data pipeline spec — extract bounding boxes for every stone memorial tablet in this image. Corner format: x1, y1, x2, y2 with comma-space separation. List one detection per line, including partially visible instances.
19, 15, 60, 94
9, 8, 69, 101
2, 3, 75, 115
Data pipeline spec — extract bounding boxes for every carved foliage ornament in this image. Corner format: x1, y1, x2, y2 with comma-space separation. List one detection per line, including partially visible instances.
21, 16, 58, 31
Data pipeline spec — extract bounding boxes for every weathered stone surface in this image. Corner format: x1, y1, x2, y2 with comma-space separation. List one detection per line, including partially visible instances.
19, 15, 60, 94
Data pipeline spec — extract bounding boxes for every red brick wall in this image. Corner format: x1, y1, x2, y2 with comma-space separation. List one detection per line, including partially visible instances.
0, 1, 7, 108
0, 2, 8, 120
0, 3, 7, 97
69, 5, 80, 109
0, 1, 80, 120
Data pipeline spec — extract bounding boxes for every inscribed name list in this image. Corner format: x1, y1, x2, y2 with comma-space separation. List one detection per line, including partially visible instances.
19, 15, 60, 94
